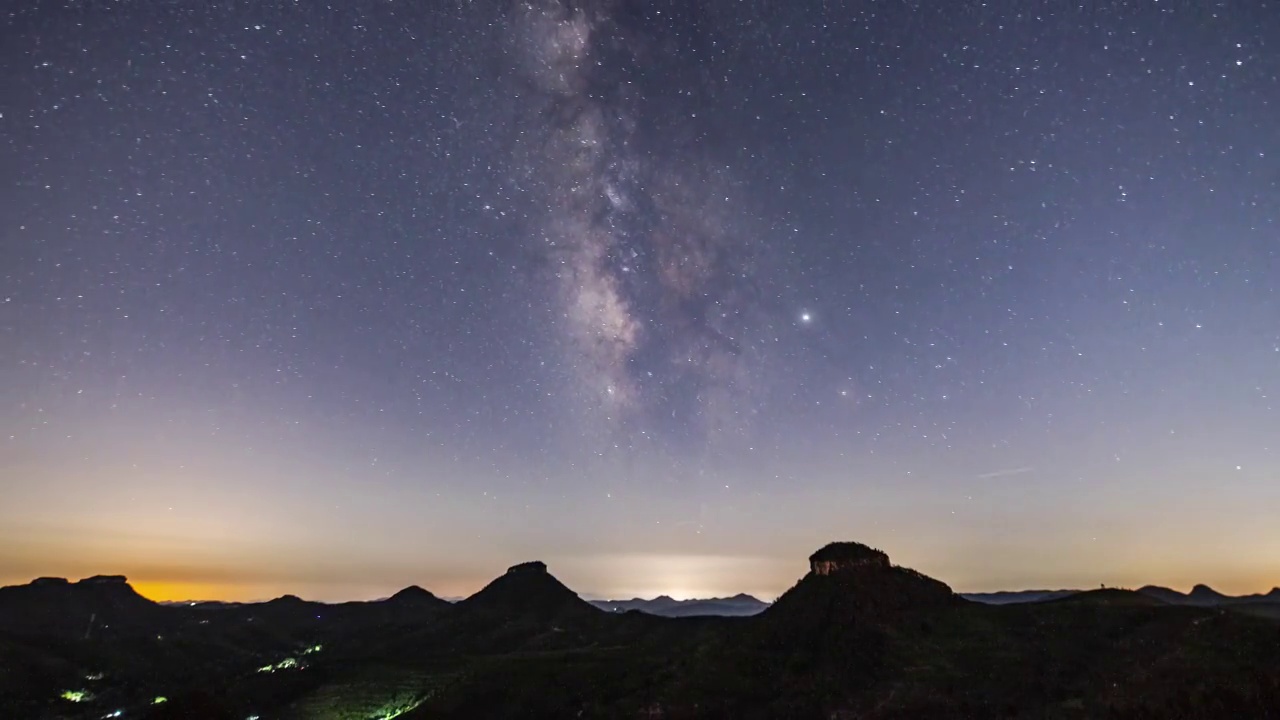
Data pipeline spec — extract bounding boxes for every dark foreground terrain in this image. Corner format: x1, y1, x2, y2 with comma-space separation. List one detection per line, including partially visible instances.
3, 542, 1279, 719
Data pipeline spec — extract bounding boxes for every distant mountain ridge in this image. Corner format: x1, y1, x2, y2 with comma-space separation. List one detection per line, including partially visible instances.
5, 543, 1280, 718
1136, 584, 1280, 606
591, 593, 769, 617
12, 576, 1279, 619
961, 590, 1082, 604
962, 585, 1280, 606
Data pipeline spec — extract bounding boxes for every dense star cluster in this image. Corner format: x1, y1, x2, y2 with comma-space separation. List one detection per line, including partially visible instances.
1, 1, 1277, 601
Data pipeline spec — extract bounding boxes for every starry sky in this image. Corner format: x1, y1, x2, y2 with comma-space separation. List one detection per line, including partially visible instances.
2, 1, 1278, 603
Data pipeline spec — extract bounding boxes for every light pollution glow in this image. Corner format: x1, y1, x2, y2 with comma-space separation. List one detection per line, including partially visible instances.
3, 432, 1278, 603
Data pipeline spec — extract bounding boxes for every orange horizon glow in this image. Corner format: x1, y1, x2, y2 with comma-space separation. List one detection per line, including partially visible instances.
4, 562, 1276, 605
128, 581, 260, 604
3, 480, 1277, 604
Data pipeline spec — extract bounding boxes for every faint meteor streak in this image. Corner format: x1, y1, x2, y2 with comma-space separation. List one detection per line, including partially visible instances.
976, 467, 1035, 480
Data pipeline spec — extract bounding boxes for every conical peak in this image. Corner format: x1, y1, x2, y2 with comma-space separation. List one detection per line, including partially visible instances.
390, 585, 436, 600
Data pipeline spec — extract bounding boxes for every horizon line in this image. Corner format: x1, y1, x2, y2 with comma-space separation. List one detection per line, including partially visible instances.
9, 574, 1279, 606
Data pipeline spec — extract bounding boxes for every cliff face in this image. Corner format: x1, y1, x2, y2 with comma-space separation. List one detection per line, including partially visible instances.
810, 556, 889, 575
506, 561, 548, 575
767, 542, 957, 634
808, 542, 890, 575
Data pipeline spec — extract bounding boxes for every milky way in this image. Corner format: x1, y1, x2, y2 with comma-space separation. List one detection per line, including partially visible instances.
502, 0, 773, 446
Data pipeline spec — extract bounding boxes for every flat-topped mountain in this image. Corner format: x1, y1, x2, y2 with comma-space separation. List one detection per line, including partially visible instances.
767, 541, 957, 620
0, 574, 166, 640
807, 541, 891, 574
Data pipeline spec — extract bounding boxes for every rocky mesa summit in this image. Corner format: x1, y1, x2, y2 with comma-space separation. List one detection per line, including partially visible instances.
766, 541, 959, 626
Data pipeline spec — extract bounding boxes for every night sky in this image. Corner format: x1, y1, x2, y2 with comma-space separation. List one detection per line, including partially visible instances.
3, 1, 1278, 603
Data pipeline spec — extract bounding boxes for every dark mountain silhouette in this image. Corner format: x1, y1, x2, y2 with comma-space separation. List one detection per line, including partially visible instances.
646, 594, 680, 610
960, 589, 1080, 604
1135, 584, 1180, 601
591, 592, 768, 617
0, 574, 168, 639
244, 593, 328, 621
757, 541, 958, 655
457, 560, 600, 622
1046, 587, 1165, 606
767, 541, 957, 620
1188, 583, 1230, 604
711, 541, 963, 704
386, 584, 447, 607
966, 585, 1280, 607
1138, 583, 1280, 606
5, 543, 1280, 719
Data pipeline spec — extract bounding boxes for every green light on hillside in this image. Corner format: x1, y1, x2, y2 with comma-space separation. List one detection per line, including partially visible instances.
371, 696, 426, 720
60, 690, 92, 702
256, 657, 301, 673
152, 696, 168, 704
302, 643, 323, 654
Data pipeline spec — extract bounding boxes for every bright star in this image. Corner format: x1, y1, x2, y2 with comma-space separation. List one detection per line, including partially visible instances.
800, 312, 812, 323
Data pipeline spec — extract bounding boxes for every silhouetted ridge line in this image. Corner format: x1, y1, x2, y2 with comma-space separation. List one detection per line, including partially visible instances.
387, 584, 446, 605
590, 593, 769, 617
459, 561, 601, 621
766, 541, 959, 631
0, 574, 165, 640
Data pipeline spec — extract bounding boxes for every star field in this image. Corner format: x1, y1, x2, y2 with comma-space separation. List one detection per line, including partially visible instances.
1, 0, 1278, 602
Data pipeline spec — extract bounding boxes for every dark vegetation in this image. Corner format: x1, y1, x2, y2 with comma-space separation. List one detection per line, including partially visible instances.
2, 542, 1279, 719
